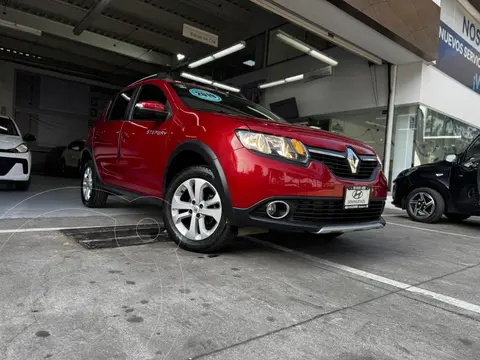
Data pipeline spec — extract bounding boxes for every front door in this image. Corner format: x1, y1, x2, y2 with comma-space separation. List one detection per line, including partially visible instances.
92, 88, 135, 187
118, 83, 173, 197
451, 136, 480, 213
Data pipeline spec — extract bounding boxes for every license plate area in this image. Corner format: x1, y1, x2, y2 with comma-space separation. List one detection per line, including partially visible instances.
344, 186, 371, 209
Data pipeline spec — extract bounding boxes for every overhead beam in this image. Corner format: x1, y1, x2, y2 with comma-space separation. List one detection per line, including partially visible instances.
17, 0, 192, 55
73, 0, 112, 36
1, 7, 172, 66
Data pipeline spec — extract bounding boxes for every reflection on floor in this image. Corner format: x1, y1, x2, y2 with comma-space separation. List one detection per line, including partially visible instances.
0, 175, 160, 219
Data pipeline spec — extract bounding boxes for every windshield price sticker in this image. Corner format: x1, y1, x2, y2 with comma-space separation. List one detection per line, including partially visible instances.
189, 89, 222, 102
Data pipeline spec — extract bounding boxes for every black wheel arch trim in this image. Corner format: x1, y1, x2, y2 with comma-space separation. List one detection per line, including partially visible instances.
163, 140, 233, 219
80, 145, 104, 184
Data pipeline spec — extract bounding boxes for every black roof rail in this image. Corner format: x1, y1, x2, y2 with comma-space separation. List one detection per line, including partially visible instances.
127, 72, 174, 87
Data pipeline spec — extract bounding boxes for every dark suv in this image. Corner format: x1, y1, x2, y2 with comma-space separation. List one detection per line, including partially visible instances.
80, 74, 388, 253
393, 134, 480, 223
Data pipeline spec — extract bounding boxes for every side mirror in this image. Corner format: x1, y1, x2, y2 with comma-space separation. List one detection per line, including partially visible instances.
134, 101, 168, 121
445, 154, 457, 162
23, 133, 36, 142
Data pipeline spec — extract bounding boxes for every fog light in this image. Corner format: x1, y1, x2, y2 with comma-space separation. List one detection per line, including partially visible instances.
265, 201, 290, 219
266, 202, 277, 216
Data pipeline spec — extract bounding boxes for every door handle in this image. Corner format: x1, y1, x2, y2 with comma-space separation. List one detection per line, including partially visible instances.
121, 132, 129, 140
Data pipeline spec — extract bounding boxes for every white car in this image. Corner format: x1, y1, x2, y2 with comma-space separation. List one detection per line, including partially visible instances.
60, 140, 85, 174
0, 115, 34, 190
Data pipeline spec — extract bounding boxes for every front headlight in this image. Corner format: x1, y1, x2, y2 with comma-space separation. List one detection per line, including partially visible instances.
376, 154, 383, 170
13, 143, 29, 153
235, 130, 309, 163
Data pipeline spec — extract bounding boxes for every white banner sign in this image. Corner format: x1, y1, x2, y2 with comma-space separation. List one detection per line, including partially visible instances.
182, 24, 218, 47
441, 0, 480, 53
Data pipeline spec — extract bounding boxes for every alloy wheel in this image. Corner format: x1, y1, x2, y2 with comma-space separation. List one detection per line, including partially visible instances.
408, 192, 435, 219
171, 178, 222, 241
82, 167, 93, 201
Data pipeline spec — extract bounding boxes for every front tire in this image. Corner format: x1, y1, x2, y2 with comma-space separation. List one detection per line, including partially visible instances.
406, 187, 444, 223
81, 161, 108, 208
163, 166, 237, 253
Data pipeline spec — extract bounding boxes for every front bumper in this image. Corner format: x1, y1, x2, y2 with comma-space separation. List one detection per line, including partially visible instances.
231, 196, 386, 234
0, 152, 31, 181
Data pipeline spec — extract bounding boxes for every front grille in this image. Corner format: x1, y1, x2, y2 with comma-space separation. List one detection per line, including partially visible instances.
252, 199, 385, 225
0, 157, 28, 176
309, 152, 378, 180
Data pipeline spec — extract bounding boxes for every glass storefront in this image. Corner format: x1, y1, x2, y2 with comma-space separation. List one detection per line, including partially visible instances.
294, 107, 388, 157
391, 104, 480, 182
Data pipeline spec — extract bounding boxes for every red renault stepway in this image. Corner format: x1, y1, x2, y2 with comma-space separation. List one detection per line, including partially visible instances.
80, 74, 387, 253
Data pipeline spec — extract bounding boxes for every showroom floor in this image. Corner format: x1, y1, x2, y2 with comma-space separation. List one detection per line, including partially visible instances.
0, 175, 160, 220
0, 177, 479, 359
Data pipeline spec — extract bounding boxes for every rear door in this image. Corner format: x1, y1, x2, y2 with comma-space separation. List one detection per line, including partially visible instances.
118, 82, 173, 197
92, 88, 135, 187
451, 136, 480, 212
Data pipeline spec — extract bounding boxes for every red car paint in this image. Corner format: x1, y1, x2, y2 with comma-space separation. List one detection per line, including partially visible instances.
88, 78, 387, 212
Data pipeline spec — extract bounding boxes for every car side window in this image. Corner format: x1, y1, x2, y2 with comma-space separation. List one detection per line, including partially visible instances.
108, 88, 135, 121
465, 138, 480, 161
132, 84, 171, 120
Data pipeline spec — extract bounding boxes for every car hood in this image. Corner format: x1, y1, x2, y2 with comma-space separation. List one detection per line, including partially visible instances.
0, 134, 22, 150
235, 116, 376, 155
415, 160, 454, 173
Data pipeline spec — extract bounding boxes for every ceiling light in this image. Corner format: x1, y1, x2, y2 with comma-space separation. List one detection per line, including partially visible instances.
188, 55, 214, 68
258, 73, 305, 89
285, 74, 304, 82
19, 52, 23, 55
243, 60, 256, 67
177, 53, 185, 61
180, 72, 241, 92
6, 49, 10, 52
188, 41, 246, 68
0, 19, 42, 36
12, 50, 17, 54
424, 135, 462, 140
37, 56, 41, 59
25, 53, 30, 56
275, 30, 338, 66
180, 72, 212, 85
0, 47, 3, 51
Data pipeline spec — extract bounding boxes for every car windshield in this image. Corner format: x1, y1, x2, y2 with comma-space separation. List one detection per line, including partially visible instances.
0, 117, 19, 136
169, 82, 286, 123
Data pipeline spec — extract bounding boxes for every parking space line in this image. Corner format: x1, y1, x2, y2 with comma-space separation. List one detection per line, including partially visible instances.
250, 238, 480, 315
0, 225, 121, 234
387, 221, 480, 240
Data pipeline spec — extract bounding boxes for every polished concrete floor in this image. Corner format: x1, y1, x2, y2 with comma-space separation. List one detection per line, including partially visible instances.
0, 176, 479, 359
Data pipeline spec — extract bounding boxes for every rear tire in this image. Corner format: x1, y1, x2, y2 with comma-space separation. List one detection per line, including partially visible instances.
445, 213, 470, 222
406, 187, 444, 223
163, 166, 237, 253
81, 160, 108, 208
15, 178, 31, 191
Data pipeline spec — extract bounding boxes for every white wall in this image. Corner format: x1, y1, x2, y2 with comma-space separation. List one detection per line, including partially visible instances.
395, 61, 480, 127
231, 47, 389, 117
394, 62, 423, 106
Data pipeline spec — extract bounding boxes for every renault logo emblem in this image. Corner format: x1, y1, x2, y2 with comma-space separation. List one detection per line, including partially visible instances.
346, 148, 360, 174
